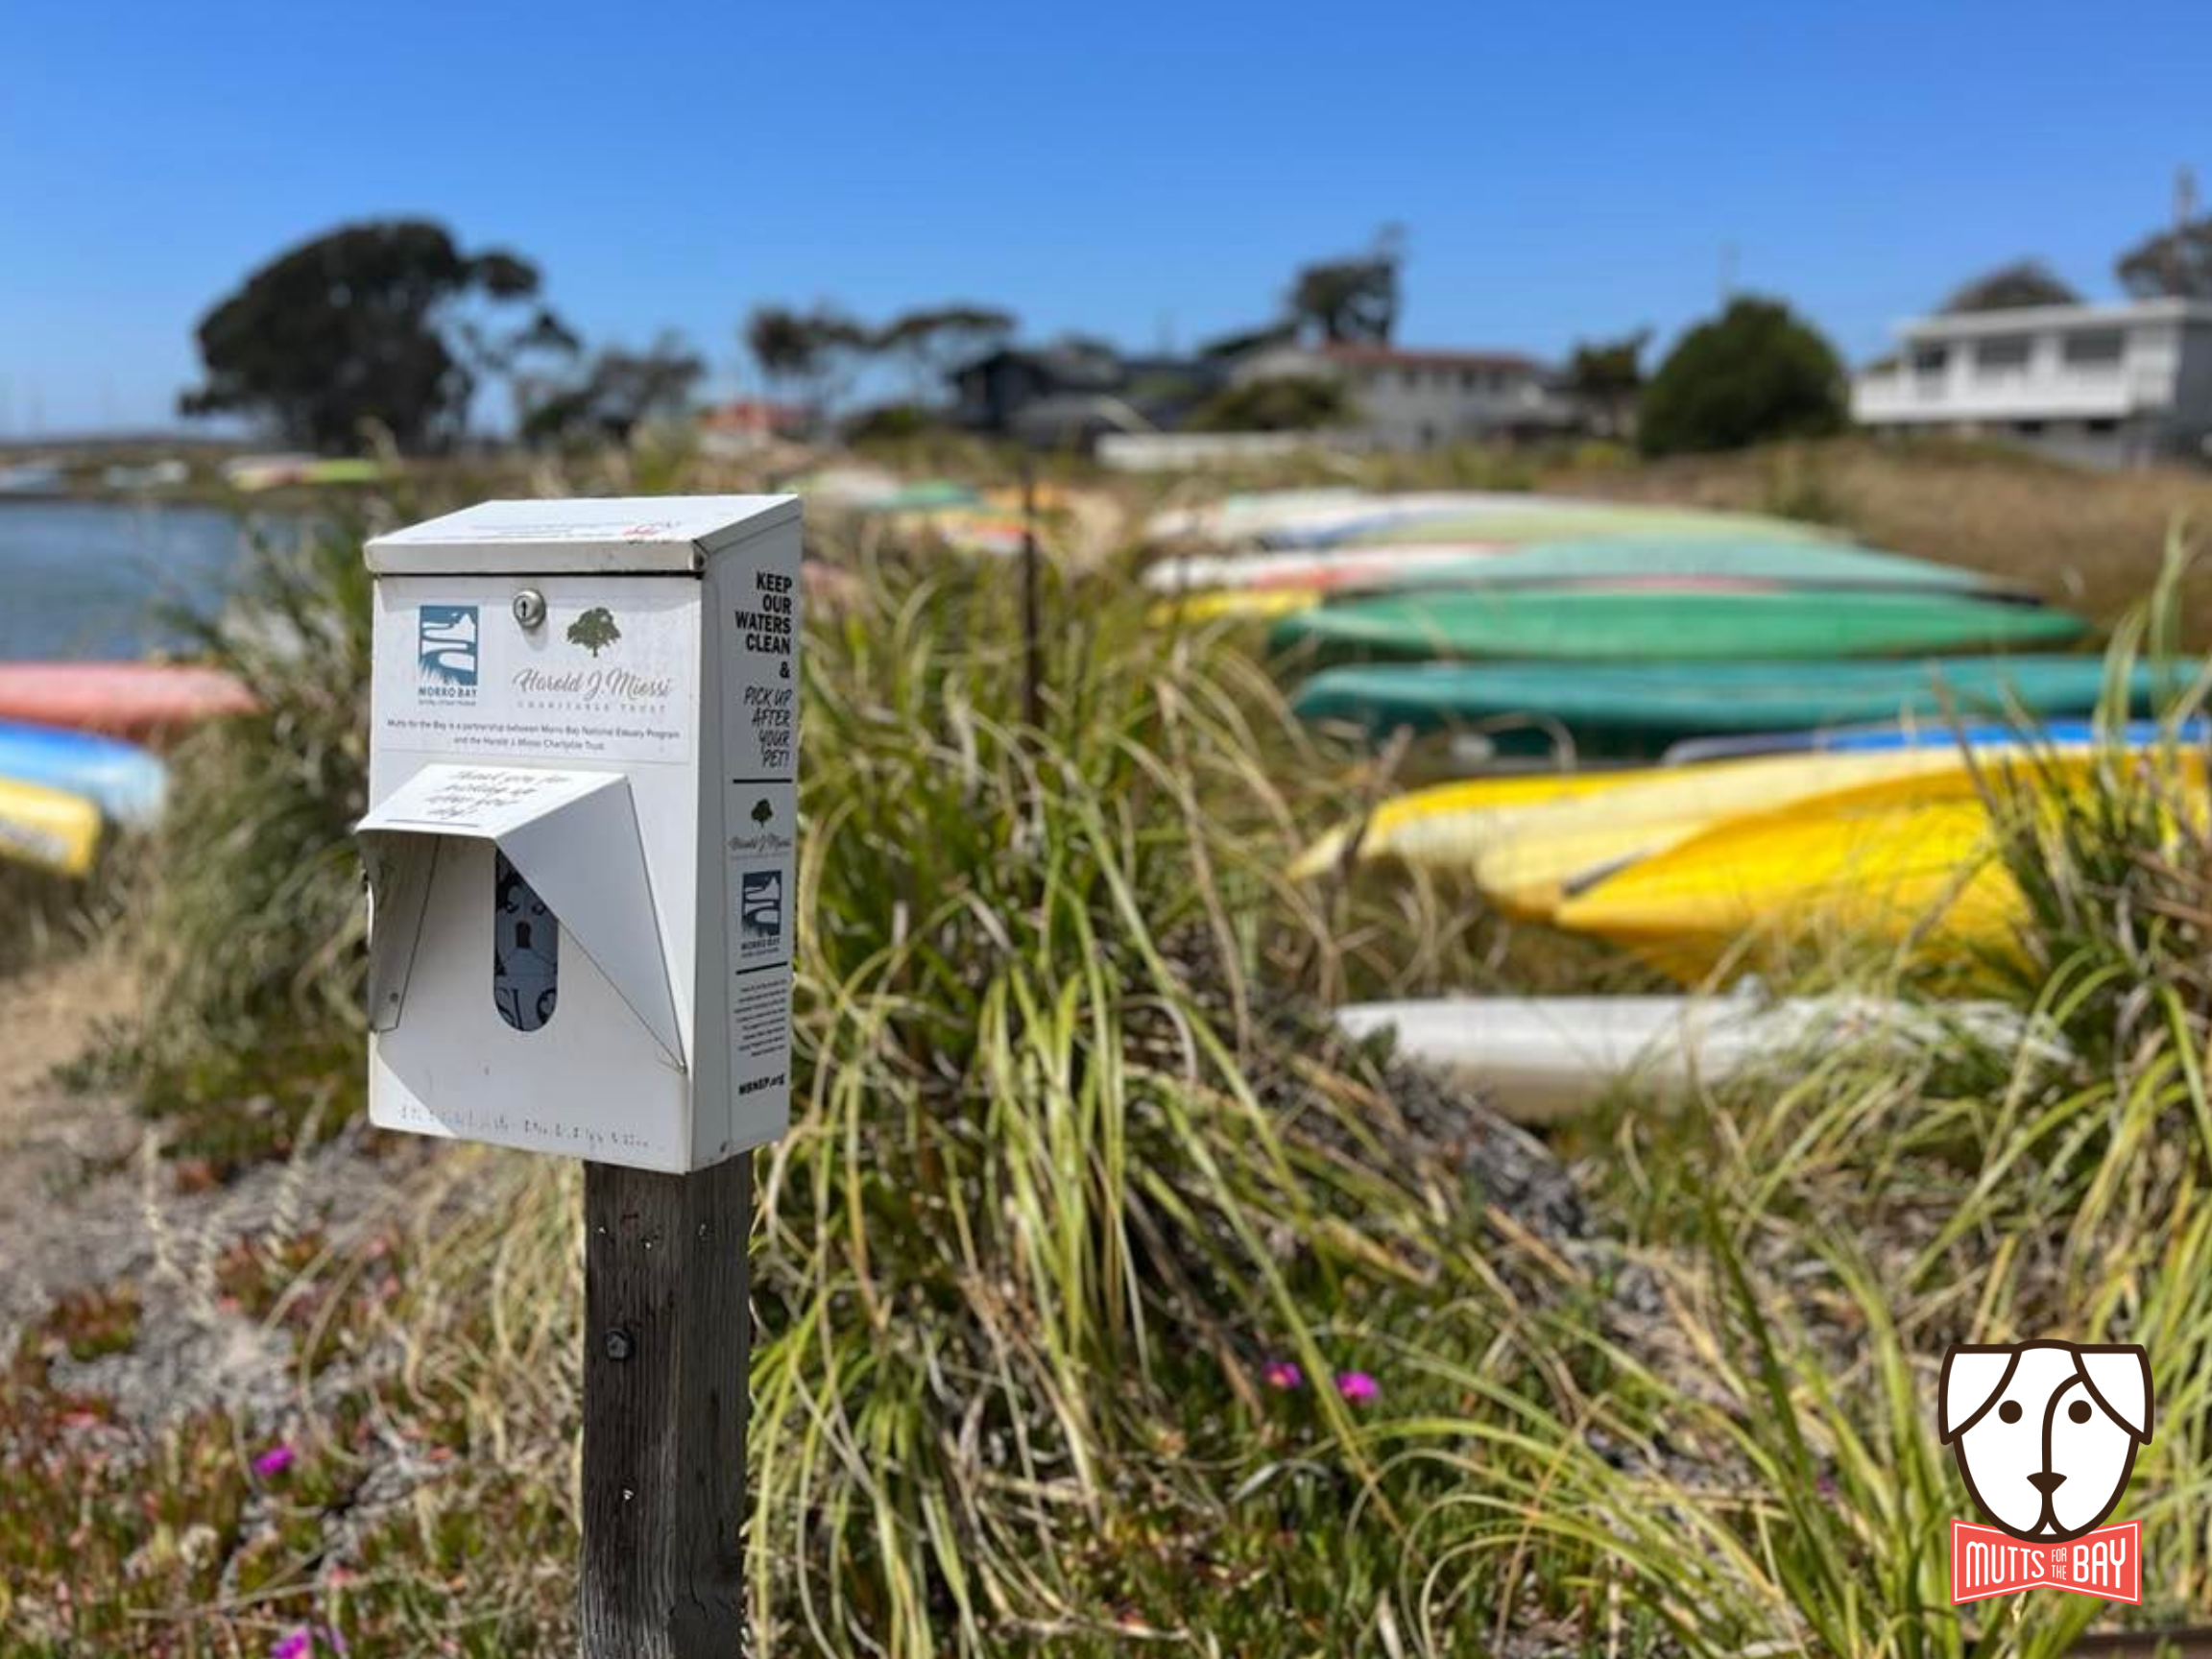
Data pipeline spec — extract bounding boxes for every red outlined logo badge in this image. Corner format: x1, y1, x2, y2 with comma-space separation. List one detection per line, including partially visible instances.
1939, 1341, 2152, 1604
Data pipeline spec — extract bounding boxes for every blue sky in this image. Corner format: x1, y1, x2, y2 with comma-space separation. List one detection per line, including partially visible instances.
5, 0, 2208, 433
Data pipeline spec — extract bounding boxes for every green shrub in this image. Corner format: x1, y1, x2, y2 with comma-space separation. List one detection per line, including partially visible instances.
1640, 295, 1846, 457
1186, 373, 1350, 432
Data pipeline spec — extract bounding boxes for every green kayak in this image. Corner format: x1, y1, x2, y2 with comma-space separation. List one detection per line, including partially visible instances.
1291, 658, 2170, 757
1354, 534, 2007, 595
1270, 588, 2085, 662
864, 478, 980, 512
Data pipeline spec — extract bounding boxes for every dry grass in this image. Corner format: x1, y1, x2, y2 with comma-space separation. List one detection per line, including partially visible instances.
1536, 438, 2212, 637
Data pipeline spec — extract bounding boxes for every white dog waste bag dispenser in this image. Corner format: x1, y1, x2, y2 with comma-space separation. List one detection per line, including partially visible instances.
358, 496, 801, 1172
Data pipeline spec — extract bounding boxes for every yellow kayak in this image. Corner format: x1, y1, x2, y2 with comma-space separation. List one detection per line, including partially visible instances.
1297, 749, 1990, 910
1470, 749, 1998, 918
1553, 753, 2206, 976
1290, 770, 1623, 879
1150, 587, 1321, 625
0, 778, 101, 876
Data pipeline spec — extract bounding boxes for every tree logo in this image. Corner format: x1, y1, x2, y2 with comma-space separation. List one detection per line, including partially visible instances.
751, 798, 774, 827
566, 607, 621, 657
1942, 1341, 2152, 1603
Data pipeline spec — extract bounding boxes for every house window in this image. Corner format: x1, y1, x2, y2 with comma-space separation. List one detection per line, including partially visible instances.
2086, 418, 2120, 435
1974, 336, 2032, 373
2013, 420, 2046, 436
1402, 367, 1420, 391
2063, 330, 2125, 366
1911, 344, 1949, 374
1461, 369, 1478, 392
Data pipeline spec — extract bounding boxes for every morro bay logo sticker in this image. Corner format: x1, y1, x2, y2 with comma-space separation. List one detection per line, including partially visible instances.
738, 869, 784, 955
418, 604, 480, 699
1941, 1341, 2152, 1603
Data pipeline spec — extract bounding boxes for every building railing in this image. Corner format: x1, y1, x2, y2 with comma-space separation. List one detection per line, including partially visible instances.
1852, 363, 2167, 423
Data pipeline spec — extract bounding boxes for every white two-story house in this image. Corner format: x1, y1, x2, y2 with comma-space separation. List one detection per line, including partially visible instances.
1851, 298, 2212, 469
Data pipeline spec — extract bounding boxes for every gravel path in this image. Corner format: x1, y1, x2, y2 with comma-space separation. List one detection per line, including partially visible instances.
0, 950, 431, 1425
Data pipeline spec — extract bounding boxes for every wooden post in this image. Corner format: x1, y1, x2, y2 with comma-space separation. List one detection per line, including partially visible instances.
581, 1154, 752, 1657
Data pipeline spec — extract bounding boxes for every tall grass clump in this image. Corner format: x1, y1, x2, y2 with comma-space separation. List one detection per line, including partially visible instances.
744, 558, 1611, 1651
0, 864, 99, 978
115, 517, 375, 1164
1556, 538, 2212, 1654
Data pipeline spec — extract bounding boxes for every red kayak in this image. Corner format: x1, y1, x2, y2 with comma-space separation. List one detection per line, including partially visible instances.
0, 663, 255, 739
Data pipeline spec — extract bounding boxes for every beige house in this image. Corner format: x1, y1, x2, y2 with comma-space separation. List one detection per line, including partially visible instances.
1232, 342, 1575, 449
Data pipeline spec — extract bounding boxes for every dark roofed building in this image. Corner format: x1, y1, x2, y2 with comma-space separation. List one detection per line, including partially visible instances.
949, 342, 1231, 447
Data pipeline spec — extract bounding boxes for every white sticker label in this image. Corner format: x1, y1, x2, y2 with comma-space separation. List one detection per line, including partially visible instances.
358, 763, 618, 837
373, 577, 699, 765
725, 780, 796, 972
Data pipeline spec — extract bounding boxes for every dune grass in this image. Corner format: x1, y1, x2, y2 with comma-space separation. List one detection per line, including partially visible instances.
9, 464, 2212, 1651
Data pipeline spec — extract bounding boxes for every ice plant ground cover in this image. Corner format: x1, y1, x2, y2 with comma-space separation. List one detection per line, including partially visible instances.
1, 444, 2211, 1653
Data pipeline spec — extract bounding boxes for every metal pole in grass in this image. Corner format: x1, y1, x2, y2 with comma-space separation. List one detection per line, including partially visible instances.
1022, 461, 1043, 730
581, 1156, 751, 1657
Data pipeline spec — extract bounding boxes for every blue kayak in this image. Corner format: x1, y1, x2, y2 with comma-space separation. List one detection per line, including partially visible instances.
0, 720, 166, 827
1664, 717, 2208, 764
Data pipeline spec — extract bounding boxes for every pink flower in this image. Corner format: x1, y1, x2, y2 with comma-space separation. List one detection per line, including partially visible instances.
1261, 1359, 1305, 1391
252, 1444, 296, 1479
1334, 1370, 1379, 1404
270, 1628, 345, 1658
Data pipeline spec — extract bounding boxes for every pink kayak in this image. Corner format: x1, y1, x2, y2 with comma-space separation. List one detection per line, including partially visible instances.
0, 663, 255, 739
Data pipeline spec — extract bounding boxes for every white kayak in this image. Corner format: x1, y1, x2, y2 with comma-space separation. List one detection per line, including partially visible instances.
1334, 994, 2049, 1124
1152, 490, 1575, 548
1145, 489, 1368, 544
1142, 542, 1510, 594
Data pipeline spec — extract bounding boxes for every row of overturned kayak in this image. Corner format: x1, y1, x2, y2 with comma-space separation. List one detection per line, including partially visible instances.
0, 664, 254, 877
1144, 485, 2183, 1118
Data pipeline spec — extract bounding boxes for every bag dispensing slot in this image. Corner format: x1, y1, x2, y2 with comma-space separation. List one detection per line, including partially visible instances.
358, 763, 683, 1068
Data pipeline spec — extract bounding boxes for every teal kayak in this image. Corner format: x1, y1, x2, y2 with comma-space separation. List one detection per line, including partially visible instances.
1290, 658, 2170, 757
864, 479, 980, 512
1270, 587, 2086, 662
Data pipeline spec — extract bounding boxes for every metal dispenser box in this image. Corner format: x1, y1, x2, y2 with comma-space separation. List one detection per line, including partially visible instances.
357, 496, 801, 1171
